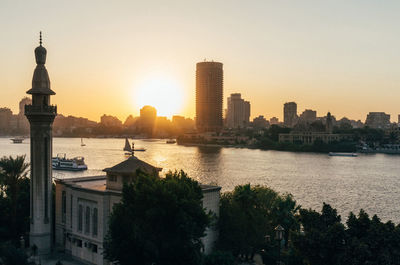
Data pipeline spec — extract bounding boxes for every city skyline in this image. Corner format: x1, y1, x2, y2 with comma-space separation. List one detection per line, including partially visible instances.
1, 1, 400, 122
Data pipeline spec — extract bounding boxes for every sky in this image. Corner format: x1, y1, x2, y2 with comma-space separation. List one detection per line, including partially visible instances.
1, 0, 399, 122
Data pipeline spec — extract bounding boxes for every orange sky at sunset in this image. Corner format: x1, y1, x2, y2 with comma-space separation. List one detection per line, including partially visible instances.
1, 1, 400, 122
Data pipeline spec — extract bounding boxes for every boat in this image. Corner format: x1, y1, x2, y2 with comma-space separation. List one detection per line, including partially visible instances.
81, 138, 86, 146
166, 139, 176, 144
10, 137, 24, 144
123, 138, 132, 152
132, 142, 146, 152
52, 154, 88, 171
328, 152, 358, 157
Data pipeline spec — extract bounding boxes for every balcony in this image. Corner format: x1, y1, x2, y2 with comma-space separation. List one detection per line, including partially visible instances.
25, 104, 57, 115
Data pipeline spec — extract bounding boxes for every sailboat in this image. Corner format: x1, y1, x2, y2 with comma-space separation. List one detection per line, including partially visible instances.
81, 138, 86, 147
123, 138, 132, 153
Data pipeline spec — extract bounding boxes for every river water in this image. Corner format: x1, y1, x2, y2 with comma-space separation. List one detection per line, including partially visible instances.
2, 137, 400, 223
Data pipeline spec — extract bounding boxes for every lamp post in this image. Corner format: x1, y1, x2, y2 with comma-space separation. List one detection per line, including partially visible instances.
275, 225, 285, 265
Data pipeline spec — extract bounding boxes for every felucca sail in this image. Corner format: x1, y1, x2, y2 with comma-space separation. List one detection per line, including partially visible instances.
123, 138, 132, 152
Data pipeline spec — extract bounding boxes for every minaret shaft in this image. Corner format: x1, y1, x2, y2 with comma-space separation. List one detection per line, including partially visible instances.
25, 34, 57, 256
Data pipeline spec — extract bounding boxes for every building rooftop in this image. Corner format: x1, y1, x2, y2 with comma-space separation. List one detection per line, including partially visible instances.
55, 175, 221, 193
103, 155, 161, 175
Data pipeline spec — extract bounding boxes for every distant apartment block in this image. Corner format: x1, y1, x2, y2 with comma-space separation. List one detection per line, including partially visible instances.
365, 112, 390, 129
284, 102, 298, 127
226, 93, 250, 128
299, 109, 317, 123
252, 115, 269, 128
270, 117, 279, 125
196, 61, 223, 132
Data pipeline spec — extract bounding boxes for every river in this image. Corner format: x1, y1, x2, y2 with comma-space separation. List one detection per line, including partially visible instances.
2, 137, 400, 223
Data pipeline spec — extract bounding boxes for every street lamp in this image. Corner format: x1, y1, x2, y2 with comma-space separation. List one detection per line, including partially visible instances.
275, 225, 285, 265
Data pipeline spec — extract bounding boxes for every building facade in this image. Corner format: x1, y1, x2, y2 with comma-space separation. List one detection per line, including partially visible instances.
196, 61, 223, 132
25, 34, 57, 255
283, 102, 298, 127
55, 156, 221, 265
365, 112, 391, 129
299, 109, 317, 123
226, 93, 250, 128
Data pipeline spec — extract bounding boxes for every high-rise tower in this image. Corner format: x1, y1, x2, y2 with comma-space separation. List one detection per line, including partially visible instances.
25, 33, 57, 255
283, 102, 298, 128
196, 61, 223, 132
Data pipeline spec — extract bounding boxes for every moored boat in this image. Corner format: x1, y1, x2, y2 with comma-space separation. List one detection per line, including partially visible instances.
329, 152, 358, 157
10, 137, 24, 144
52, 154, 88, 171
166, 139, 176, 144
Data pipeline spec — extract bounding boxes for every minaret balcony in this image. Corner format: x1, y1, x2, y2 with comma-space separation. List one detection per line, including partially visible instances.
25, 104, 57, 116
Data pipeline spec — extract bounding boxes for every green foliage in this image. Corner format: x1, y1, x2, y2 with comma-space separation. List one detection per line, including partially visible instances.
203, 250, 235, 265
0, 155, 30, 243
0, 242, 29, 265
217, 184, 299, 261
104, 170, 210, 265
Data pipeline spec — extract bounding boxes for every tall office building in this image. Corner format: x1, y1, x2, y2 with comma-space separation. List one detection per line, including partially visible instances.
226, 93, 250, 128
283, 102, 298, 127
196, 61, 223, 132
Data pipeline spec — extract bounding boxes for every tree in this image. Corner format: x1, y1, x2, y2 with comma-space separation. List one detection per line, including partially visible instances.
104, 170, 210, 265
0, 155, 30, 242
292, 203, 346, 265
217, 184, 299, 261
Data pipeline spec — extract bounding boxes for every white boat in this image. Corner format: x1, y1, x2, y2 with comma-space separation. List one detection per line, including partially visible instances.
329, 152, 358, 157
81, 138, 86, 147
166, 139, 176, 144
52, 154, 88, 171
10, 137, 24, 144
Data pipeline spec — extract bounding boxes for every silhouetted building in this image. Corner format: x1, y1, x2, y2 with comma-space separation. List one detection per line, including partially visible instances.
299, 109, 317, 123
226, 93, 250, 128
0, 108, 12, 135
139, 105, 157, 135
25, 34, 57, 255
196, 61, 223, 132
252, 115, 269, 128
270, 117, 279, 125
100, 114, 122, 127
283, 102, 298, 127
365, 112, 390, 129
326, 112, 333, 133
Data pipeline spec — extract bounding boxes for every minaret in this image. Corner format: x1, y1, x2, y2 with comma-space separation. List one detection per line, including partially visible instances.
25, 32, 57, 255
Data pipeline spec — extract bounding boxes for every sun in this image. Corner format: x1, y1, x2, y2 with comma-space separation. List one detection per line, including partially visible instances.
133, 75, 184, 118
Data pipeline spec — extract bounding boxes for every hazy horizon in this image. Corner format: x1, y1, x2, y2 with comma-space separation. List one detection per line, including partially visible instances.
1, 0, 399, 122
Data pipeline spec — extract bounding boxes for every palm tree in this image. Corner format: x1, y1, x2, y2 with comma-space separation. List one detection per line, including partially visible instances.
0, 155, 29, 238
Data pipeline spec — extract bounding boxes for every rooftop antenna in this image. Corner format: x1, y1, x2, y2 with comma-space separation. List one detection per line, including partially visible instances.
39, 31, 42, 46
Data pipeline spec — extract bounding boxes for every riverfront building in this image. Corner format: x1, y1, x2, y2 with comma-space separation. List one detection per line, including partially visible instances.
196, 61, 223, 132
283, 102, 298, 128
55, 156, 221, 264
365, 112, 391, 129
226, 93, 250, 128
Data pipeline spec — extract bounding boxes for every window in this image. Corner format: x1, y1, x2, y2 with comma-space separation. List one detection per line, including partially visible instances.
78, 205, 83, 232
76, 239, 82, 248
92, 244, 98, 253
85, 206, 90, 234
62, 191, 66, 223
109, 175, 117, 182
92, 208, 98, 237
70, 195, 73, 228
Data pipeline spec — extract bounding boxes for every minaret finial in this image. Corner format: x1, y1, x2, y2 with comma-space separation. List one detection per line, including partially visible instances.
39, 31, 42, 46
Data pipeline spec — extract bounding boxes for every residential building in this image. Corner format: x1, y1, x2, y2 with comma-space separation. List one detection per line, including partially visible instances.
365, 112, 390, 129
226, 93, 250, 128
299, 109, 317, 123
283, 102, 298, 127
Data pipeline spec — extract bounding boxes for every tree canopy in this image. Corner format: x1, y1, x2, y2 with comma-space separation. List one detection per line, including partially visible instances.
104, 170, 211, 265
